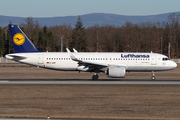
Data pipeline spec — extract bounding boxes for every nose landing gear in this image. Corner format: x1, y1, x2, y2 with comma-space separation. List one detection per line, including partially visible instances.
151, 71, 155, 80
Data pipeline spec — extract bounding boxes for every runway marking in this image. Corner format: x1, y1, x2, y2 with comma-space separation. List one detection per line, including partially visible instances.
1, 80, 180, 85
0, 81, 9, 82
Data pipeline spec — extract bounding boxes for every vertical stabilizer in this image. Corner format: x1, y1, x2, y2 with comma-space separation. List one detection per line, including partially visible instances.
8, 24, 41, 53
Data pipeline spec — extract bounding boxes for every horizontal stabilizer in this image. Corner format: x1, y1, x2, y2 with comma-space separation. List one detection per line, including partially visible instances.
5, 54, 26, 60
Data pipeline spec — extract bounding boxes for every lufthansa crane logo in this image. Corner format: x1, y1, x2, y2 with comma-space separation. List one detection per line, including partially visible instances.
13, 33, 25, 45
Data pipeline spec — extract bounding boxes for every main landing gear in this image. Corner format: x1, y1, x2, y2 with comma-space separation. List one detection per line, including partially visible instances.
92, 70, 99, 80
151, 71, 155, 80
92, 73, 99, 80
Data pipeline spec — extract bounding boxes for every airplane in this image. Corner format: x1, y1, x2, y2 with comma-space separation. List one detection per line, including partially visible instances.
6, 24, 177, 80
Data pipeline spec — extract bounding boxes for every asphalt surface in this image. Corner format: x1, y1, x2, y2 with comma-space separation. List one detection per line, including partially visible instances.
0, 79, 180, 85
0, 118, 107, 120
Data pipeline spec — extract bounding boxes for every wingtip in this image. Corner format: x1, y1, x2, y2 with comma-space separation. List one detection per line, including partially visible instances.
66, 48, 70, 52
73, 48, 78, 53
66, 48, 79, 61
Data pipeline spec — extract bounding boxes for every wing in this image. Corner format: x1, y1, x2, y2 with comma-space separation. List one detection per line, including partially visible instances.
66, 48, 126, 71
66, 48, 108, 69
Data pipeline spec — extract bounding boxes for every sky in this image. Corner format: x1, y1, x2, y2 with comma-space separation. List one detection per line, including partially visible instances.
0, 0, 180, 18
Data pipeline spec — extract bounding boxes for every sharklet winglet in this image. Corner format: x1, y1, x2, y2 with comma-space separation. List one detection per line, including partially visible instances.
66, 48, 78, 61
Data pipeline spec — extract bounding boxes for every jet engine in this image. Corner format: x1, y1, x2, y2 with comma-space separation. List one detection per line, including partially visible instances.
105, 66, 126, 78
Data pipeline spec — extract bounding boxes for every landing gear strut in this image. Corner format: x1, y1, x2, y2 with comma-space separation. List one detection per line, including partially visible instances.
151, 71, 155, 80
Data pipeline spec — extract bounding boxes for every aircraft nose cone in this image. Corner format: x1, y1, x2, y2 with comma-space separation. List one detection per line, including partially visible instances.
172, 61, 177, 68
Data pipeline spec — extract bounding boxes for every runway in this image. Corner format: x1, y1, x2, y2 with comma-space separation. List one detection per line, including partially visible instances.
0, 118, 102, 120
0, 79, 180, 85
2, 118, 119, 120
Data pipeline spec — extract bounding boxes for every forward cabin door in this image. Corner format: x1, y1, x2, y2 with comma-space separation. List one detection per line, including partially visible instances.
151, 54, 157, 65
38, 54, 43, 64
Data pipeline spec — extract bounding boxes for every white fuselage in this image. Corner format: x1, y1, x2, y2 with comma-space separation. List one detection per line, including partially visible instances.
6, 52, 177, 72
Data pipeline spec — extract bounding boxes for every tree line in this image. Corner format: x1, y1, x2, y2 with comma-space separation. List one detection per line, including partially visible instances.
0, 13, 180, 58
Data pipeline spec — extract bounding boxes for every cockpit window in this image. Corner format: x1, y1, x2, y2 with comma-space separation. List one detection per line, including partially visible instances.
162, 58, 170, 61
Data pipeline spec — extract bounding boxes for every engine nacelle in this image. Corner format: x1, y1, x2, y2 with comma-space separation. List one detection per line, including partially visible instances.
105, 66, 126, 78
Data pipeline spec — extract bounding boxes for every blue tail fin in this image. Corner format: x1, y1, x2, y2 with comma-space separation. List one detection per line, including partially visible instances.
8, 24, 41, 53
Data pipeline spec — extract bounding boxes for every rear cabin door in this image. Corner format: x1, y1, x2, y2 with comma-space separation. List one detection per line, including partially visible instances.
38, 54, 43, 64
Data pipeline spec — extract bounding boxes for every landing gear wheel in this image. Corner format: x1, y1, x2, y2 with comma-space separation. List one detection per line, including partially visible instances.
92, 75, 99, 80
151, 76, 155, 80
151, 71, 155, 80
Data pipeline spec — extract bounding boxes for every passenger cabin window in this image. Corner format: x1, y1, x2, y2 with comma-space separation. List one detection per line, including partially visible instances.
162, 58, 170, 61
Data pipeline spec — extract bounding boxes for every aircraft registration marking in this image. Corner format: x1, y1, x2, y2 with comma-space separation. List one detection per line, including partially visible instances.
47, 62, 56, 64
